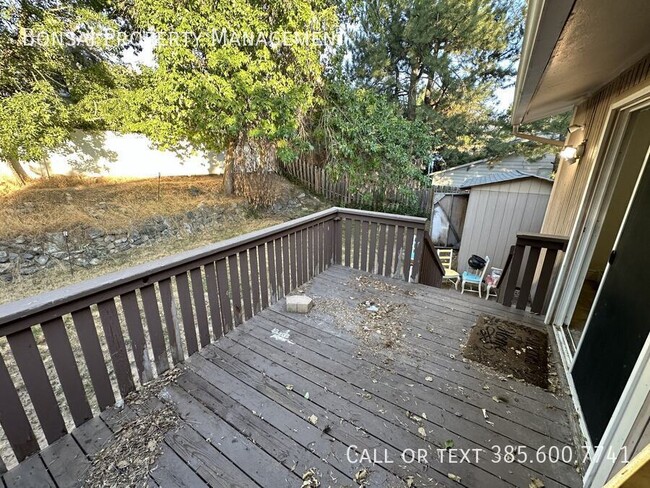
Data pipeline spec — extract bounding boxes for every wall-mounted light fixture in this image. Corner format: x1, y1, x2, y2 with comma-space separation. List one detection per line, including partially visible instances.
559, 141, 586, 164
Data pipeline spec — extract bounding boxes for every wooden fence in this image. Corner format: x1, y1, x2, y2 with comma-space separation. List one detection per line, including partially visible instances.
0, 207, 442, 469
497, 232, 569, 314
280, 160, 435, 217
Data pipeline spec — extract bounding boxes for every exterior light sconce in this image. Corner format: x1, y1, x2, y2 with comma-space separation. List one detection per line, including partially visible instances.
560, 141, 586, 164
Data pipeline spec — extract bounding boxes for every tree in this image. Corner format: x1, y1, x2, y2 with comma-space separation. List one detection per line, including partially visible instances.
0, 0, 133, 182
344, 0, 523, 166
116, 0, 338, 194
306, 81, 436, 199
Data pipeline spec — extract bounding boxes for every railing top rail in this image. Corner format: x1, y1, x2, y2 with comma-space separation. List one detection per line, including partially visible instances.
337, 207, 428, 226
516, 232, 569, 245
0, 207, 423, 333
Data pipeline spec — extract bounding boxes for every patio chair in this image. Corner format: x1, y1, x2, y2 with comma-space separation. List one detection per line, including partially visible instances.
436, 249, 460, 289
484, 267, 503, 300
461, 256, 490, 298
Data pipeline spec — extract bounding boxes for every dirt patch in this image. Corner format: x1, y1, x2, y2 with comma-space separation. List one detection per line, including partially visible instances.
463, 315, 549, 389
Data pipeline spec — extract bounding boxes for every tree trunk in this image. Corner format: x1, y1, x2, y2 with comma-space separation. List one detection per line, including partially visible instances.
7, 157, 30, 184
223, 141, 236, 195
406, 66, 421, 121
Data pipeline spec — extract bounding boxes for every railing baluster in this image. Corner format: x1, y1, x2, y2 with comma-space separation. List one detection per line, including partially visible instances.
238, 251, 253, 321
190, 268, 210, 347
97, 298, 135, 397
377, 224, 387, 275
71, 307, 115, 410
0, 352, 39, 461
175, 272, 198, 355
203, 262, 223, 340
531, 248, 559, 314
344, 218, 352, 267
353, 220, 361, 269
41, 317, 92, 426
267, 240, 278, 303
140, 284, 170, 374
158, 278, 184, 364
368, 222, 378, 273
8, 329, 67, 443
281, 235, 290, 296
403, 227, 415, 281
257, 244, 269, 310
216, 259, 233, 333
385, 225, 396, 277
228, 255, 243, 326
289, 233, 298, 290
249, 247, 262, 314
502, 244, 526, 307
360, 221, 369, 272
394, 226, 405, 279
120, 291, 153, 383
517, 246, 542, 310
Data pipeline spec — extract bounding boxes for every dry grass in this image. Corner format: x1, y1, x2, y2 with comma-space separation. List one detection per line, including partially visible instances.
0, 175, 246, 239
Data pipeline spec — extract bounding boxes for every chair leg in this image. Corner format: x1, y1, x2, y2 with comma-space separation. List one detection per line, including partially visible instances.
461, 281, 465, 294
454, 278, 459, 290
485, 285, 490, 300
478, 283, 482, 299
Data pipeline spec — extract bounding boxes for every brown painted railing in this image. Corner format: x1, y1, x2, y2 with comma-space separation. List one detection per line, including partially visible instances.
0, 207, 431, 468
497, 232, 569, 314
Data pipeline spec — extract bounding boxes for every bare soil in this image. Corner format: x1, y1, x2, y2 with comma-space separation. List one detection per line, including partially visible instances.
463, 315, 549, 389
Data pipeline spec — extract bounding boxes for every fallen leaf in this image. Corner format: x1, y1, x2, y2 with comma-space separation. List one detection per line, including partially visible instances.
308, 414, 318, 425
286, 384, 294, 391
406, 475, 415, 487
424, 376, 433, 382
354, 468, 368, 485
444, 439, 454, 449
529, 478, 545, 488
418, 426, 427, 437
448, 473, 461, 482
304, 392, 310, 400
492, 396, 501, 403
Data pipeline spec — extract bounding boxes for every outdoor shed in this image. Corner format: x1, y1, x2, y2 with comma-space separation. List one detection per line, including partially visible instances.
457, 170, 553, 272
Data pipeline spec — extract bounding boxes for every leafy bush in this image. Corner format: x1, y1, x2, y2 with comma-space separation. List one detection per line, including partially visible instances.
307, 82, 436, 192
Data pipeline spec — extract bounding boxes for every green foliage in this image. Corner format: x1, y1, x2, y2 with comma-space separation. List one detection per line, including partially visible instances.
308, 81, 435, 191
0, 1, 132, 178
117, 0, 339, 157
344, 0, 524, 167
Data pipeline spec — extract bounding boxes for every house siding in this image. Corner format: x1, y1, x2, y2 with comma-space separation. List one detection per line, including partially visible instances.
541, 55, 650, 236
457, 178, 552, 272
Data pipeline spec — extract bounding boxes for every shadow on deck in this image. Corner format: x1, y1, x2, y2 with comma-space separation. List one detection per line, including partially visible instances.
3, 266, 581, 488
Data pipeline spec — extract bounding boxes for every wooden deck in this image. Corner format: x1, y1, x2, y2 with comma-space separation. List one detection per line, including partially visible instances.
2, 266, 582, 488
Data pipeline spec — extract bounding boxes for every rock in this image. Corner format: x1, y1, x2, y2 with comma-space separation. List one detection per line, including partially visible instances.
0, 263, 13, 274
89, 258, 101, 266
23, 253, 35, 260
19, 267, 38, 275
286, 295, 313, 314
87, 228, 105, 239
35, 255, 50, 266
0, 251, 8, 263
14, 236, 26, 244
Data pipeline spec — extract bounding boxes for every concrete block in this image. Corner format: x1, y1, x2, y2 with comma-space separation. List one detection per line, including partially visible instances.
286, 295, 313, 313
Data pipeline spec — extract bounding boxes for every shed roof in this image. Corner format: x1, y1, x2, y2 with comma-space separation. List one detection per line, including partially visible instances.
459, 170, 552, 189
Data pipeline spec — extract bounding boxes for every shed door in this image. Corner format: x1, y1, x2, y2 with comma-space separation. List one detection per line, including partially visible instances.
572, 143, 650, 445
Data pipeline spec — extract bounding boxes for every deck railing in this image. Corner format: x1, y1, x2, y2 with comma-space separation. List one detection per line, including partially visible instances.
0, 207, 439, 469
497, 232, 569, 314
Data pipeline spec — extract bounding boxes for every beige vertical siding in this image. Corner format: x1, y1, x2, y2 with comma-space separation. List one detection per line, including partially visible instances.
457, 178, 552, 272
542, 55, 650, 236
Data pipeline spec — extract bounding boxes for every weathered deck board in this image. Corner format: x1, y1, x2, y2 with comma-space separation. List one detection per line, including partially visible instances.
3, 266, 582, 488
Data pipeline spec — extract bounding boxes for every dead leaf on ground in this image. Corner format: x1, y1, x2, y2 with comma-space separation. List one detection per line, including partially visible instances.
529, 478, 545, 488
